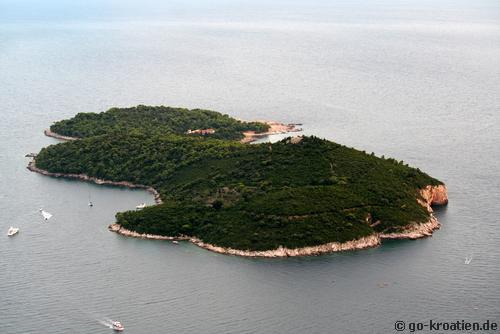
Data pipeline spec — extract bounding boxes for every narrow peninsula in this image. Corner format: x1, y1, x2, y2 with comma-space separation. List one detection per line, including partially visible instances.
29, 105, 448, 257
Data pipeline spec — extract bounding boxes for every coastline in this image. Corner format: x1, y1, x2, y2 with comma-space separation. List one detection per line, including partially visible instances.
44, 129, 79, 141
108, 213, 441, 258
418, 184, 448, 212
108, 223, 382, 257
379, 215, 441, 240
30, 128, 448, 258
241, 121, 302, 143
108, 186, 447, 258
34, 122, 304, 204
27, 158, 163, 205
44, 122, 302, 145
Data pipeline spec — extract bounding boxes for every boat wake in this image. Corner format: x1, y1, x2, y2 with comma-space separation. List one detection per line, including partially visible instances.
97, 318, 113, 329
97, 317, 124, 331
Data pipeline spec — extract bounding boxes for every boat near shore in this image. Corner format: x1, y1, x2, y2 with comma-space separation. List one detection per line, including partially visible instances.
27, 140, 448, 257
30, 122, 448, 258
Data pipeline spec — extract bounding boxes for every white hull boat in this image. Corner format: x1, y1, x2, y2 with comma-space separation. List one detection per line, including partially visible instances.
136, 203, 146, 210
39, 208, 53, 220
7, 226, 19, 236
111, 320, 124, 331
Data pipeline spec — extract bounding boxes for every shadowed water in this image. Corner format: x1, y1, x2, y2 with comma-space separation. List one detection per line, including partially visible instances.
1, 0, 499, 333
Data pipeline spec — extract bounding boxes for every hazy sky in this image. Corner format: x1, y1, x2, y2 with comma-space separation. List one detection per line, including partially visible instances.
1, 0, 499, 24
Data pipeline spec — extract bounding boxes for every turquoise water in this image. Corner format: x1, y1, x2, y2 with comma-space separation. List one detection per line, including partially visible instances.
1, 1, 499, 333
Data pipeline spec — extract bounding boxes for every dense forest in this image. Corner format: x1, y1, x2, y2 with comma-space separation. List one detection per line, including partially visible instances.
50, 105, 268, 141
36, 106, 442, 251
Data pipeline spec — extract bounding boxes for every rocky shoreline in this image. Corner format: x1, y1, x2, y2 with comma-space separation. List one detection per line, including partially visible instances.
108, 223, 382, 257
30, 128, 448, 258
107, 186, 448, 257
380, 215, 441, 240
107, 214, 441, 258
418, 184, 448, 211
241, 121, 302, 143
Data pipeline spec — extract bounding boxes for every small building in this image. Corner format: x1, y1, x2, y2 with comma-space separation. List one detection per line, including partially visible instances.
186, 128, 216, 135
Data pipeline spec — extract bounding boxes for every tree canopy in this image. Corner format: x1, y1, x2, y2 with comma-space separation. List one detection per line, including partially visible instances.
50, 105, 268, 141
36, 106, 442, 251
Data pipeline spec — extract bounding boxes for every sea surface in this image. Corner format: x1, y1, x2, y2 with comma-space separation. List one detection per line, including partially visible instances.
1, 1, 500, 333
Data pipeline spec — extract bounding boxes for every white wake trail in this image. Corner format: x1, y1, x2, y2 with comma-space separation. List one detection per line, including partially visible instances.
97, 318, 113, 328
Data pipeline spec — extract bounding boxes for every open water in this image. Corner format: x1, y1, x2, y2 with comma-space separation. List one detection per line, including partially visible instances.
1, 0, 499, 333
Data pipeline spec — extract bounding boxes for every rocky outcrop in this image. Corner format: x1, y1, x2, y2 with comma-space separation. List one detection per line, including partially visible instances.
418, 184, 448, 212
288, 136, 304, 144
380, 184, 447, 240
380, 215, 440, 240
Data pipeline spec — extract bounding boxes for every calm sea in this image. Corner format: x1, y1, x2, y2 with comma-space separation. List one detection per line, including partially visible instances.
1, 0, 499, 333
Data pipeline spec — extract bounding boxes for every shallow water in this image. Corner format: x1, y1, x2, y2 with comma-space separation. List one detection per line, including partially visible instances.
1, 1, 500, 333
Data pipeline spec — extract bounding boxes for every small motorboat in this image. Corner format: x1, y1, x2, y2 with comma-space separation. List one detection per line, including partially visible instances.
88, 201, 93, 207
136, 203, 146, 210
7, 226, 19, 237
172, 240, 179, 245
111, 320, 124, 331
39, 208, 53, 221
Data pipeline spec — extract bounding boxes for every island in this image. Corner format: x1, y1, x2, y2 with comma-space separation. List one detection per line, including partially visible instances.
28, 105, 448, 257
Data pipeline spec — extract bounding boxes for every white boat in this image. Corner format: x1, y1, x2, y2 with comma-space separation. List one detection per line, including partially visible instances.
88, 201, 93, 207
111, 320, 124, 331
7, 226, 19, 236
172, 240, 179, 245
465, 255, 473, 264
136, 203, 146, 210
39, 208, 53, 220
